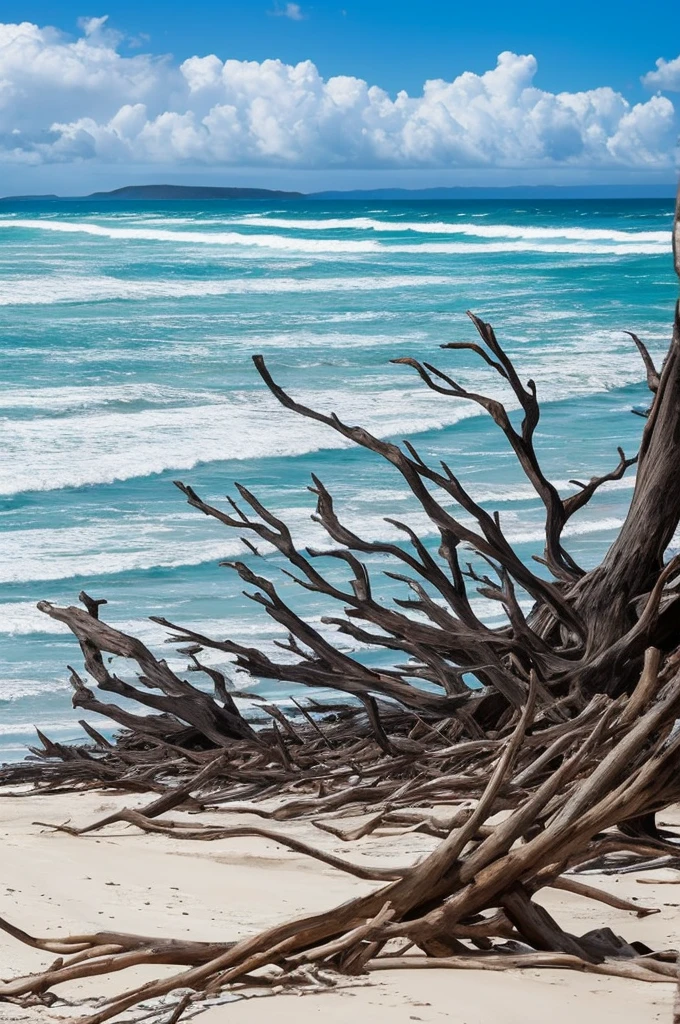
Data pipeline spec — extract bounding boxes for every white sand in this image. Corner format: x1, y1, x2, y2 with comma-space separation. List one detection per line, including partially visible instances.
0, 789, 677, 1023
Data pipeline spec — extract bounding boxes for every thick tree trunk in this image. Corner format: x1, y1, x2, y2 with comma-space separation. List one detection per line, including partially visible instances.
572, 200, 680, 660
573, 311, 680, 653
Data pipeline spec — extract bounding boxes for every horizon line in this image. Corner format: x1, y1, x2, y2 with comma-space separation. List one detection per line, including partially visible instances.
1, 181, 679, 202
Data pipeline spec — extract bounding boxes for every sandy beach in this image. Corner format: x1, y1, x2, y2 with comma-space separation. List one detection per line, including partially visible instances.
1, 789, 677, 1023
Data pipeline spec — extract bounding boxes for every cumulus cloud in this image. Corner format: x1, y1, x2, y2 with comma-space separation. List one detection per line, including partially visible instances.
643, 54, 680, 92
0, 19, 676, 172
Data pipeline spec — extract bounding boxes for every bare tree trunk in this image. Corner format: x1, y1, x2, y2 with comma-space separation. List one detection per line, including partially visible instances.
571, 199, 680, 664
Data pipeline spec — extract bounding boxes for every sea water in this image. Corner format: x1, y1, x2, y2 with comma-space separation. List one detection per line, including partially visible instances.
0, 198, 676, 760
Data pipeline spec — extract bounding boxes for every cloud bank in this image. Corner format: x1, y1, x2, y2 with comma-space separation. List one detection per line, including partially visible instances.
0, 19, 678, 173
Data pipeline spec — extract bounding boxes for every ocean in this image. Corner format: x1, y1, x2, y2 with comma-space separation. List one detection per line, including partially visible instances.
0, 197, 676, 761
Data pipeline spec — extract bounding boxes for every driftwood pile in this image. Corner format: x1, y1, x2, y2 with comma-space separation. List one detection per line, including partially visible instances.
1, 193, 680, 1022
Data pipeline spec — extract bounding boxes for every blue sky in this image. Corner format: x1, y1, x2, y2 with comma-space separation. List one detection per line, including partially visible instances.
7, 0, 680, 97
1, 3, 679, 193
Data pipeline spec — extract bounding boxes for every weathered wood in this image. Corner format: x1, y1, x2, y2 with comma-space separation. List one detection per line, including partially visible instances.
2, 187, 680, 1023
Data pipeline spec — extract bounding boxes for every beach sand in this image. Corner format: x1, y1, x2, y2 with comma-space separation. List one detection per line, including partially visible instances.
0, 789, 677, 1023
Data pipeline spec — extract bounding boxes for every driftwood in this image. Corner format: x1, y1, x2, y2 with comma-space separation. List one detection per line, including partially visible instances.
1, 191, 680, 1020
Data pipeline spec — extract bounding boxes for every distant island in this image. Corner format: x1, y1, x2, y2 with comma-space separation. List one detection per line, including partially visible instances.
88, 184, 305, 200
1, 182, 677, 202
0, 184, 304, 202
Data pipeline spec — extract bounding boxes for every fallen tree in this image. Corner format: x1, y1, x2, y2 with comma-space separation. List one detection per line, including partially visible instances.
1, 192, 680, 1022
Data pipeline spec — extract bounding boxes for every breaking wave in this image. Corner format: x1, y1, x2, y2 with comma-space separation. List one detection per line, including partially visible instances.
0, 218, 670, 257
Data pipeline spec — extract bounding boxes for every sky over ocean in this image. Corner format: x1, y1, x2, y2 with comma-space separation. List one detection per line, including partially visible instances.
0, 196, 677, 758
0, 5, 679, 196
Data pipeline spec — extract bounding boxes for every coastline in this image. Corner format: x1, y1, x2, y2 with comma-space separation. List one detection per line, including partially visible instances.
1, 197, 675, 759
1, 789, 677, 1023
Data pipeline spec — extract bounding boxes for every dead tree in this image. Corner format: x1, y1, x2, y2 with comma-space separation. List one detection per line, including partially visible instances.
3, 667, 680, 1022
2, 190, 675, 766
1, 193, 680, 1021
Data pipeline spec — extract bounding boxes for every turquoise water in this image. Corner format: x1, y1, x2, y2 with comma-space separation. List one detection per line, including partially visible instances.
0, 198, 676, 760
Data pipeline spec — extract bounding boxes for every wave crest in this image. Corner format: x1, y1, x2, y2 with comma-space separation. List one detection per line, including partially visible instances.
0, 217, 670, 258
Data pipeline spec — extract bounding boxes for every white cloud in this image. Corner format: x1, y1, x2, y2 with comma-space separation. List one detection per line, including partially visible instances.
270, 3, 306, 20
77, 15, 110, 36
643, 54, 680, 92
0, 19, 676, 173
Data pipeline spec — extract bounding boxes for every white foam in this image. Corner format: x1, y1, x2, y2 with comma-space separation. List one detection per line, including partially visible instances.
0, 218, 670, 257
0, 677, 71, 700
462, 476, 636, 506
0, 385, 481, 498
0, 528, 245, 583
0, 602, 289, 644
0, 475, 631, 585
0, 360, 643, 498
0, 603, 71, 634
0, 324, 648, 503
233, 215, 671, 245
390, 241, 668, 255
327, 505, 627, 554
0, 218, 381, 253
0, 721, 61, 735
0, 383, 222, 412
0, 501, 409, 584
505, 516, 624, 546
0, 717, 107, 736
0, 273, 454, 306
